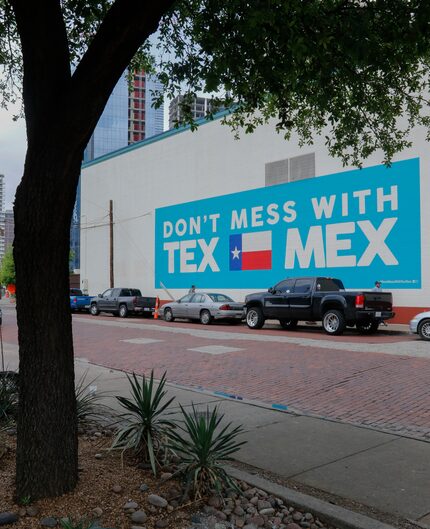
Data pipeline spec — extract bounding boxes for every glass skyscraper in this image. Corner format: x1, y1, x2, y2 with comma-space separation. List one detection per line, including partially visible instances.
72, 71, 164, 271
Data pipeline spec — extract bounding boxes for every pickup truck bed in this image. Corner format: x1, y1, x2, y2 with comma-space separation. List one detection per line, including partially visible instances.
89, 288, 157, 318
70, 289, 92, 312
245, 276, 394, 335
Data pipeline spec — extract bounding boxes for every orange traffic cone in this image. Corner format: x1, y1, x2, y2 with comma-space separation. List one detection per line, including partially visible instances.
154, 297, 160, 319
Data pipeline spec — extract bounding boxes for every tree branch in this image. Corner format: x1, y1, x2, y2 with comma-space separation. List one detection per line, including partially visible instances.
68, 0, 176, 148
9, 0, 70, 139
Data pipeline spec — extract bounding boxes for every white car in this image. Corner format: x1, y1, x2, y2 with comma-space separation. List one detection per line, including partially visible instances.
409, 311, 430, 341
163, 292, 244, 325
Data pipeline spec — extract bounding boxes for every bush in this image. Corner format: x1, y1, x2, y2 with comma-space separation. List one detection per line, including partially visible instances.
111, 371, 175, 475
167, 404, 246, 499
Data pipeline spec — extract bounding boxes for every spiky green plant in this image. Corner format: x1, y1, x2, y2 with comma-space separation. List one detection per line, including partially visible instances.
0, 371, 19, 425
167, 405, 246, 499
111, 371, 175, 475
60, 517, 98, 529
75, 370, 110, 425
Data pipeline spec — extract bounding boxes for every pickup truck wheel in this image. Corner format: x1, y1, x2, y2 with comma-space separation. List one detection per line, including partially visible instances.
418, 319, 430, 341
200, 309, 212, 325
246, 307, 265, 329
279, 319, 298, 330
90, 303, 99, 316
322, 310, 345, 335
356, 321, 379, 335
164, 308, 175, 322
119, 304, 128, 318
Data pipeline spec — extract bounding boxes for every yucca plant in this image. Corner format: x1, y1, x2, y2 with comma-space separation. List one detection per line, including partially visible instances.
111, 370, 175, 475
167, 405, 246, 499
60, 517, 98, 529
75, 370, 110, 425
0, 371, 19, 425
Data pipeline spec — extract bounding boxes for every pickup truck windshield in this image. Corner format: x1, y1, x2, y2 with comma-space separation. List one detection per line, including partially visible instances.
317, 278, 344, 291
70, 289, 83, 296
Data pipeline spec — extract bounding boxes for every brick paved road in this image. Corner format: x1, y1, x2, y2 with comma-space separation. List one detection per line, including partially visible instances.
3, 307, 430, 441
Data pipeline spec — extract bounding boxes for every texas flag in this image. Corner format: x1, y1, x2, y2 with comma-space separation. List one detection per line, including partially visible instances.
229, 230, 272, 271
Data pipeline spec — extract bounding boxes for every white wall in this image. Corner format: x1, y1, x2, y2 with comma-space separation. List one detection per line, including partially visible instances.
81, 116, 430, 311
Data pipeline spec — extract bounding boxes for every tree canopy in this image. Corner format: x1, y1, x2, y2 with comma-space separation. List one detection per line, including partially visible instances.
3, 1, 430, 165
0, 245, 15, 286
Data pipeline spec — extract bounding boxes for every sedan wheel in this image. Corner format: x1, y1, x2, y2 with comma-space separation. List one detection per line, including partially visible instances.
90, 303, 99, 316
164, 308, 174, 322
418, 319, 430, 341
200, 309, 212, 325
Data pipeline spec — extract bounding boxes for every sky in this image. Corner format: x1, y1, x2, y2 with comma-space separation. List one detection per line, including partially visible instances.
0, 104, 26, 210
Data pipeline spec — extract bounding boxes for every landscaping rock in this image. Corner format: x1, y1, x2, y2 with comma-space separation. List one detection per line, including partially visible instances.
131, 526, 146, 529
139, 483, 149, 492
286, 524, 302, 529
293, 512, 303, 521
26, 506, 39, 517
191, 514, 202, 524
160, 472, 172, 481
94, 453, 102, 459
112, 484, 123, 493
243, 524, 258, 529
131, 511, 147, 524
155, 520, 168, 528
207, 495, 223, 509
257, 500, 271, 511
40, 517, 57, 527
0, 513, 19, 526
248, 515, 264, 527
92, 507, 103, 518
148, 494, 168, 508
259, 508, 275, 516
124, 501, 139, 511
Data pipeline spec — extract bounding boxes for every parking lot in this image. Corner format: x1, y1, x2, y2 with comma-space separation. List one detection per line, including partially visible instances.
2, 304, 430, 441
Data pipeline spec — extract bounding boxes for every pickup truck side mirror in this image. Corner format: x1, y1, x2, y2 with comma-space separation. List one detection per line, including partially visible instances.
268, 287, 275, 294
98, 293, 102, 298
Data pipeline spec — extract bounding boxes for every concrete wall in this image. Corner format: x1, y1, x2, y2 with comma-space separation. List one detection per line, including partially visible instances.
80, 116, 430, 323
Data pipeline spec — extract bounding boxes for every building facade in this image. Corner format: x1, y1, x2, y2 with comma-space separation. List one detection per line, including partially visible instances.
81, 113, 429, 323
4, 210, 14, 250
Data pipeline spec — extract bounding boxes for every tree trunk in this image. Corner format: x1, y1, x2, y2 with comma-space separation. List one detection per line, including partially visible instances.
14, 144, 82, 500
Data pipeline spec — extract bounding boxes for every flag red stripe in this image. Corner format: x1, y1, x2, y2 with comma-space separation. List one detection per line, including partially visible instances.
242, 250, 272, 270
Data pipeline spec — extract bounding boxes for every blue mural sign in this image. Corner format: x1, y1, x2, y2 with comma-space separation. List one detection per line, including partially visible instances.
155, 158, 421, 290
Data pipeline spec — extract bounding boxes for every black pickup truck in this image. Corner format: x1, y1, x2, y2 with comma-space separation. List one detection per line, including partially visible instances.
89, 288, 157, 318
245, 277, 394, 335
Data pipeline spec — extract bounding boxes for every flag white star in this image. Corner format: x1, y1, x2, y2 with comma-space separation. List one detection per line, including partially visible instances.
231, 246, 241, 259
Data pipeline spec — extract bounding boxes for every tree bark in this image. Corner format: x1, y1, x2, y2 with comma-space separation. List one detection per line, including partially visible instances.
10, 0, 176, 499
14, 145, 82, 499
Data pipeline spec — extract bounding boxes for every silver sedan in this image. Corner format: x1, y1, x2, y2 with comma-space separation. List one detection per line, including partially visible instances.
162, 292, 244, 325
409, 311, 430, 341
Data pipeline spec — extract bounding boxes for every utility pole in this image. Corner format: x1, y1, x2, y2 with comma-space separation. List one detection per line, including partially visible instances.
109, 200, 114, 288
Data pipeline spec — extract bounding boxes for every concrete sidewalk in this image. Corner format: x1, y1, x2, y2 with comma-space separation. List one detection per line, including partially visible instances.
2, 341, 429, 526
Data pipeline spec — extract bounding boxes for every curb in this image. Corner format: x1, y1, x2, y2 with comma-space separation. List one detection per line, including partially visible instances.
226, 466, 397, 529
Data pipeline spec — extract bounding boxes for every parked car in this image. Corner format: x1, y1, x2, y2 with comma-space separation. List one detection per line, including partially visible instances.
245, 276, 394, 335
89, 288, 157, 318
70, 288, 92, 312
162, 292, 244, 325
409, 311, 430, 340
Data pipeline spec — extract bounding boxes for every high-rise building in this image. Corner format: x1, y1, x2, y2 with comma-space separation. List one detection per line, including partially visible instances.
4, 210, 14, 250
169, 95, 221, 129
84, 70, 164, 161
74, 70, 164, 271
